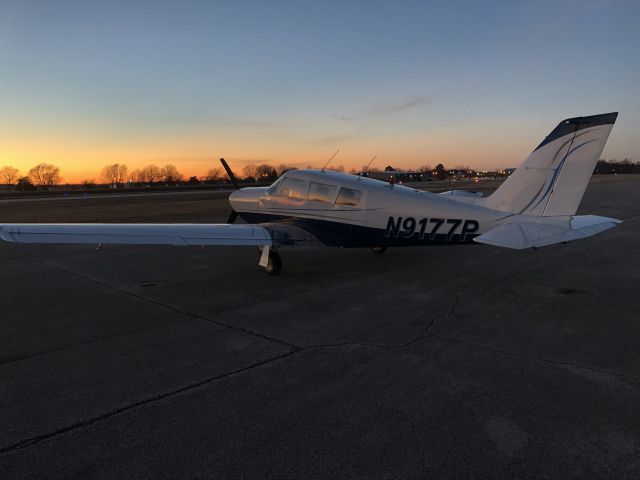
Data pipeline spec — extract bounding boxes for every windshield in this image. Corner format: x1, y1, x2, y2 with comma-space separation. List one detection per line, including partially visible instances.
266, 176, 285, 195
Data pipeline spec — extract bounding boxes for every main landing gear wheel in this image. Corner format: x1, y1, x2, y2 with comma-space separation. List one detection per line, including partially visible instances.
258, 246, 282, 275
265, 250, 282, 275
371, 247, 387, 254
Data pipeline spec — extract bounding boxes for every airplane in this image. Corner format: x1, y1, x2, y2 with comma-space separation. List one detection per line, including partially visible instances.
0, 112, 621, 275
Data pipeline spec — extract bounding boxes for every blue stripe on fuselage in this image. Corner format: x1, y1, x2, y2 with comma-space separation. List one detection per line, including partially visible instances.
238, 212, 479, 247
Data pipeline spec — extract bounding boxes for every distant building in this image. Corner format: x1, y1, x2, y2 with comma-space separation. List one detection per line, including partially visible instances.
365, 171, 426, 183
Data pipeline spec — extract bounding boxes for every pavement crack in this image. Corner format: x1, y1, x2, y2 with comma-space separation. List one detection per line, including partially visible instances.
0, 323, 177, 368
0, 349, 299, 455
425, 295, 460, 333
430, 333, 640, 383
300, 295, 462, 351
300, 336, 431, 351
43, 261, 300, 350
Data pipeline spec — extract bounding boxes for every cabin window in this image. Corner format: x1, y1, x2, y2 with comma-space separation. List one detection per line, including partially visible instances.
308, 182, 338, 203
266, 176, 284, 195
335, 187, 362, 206
276, 177, 308, 199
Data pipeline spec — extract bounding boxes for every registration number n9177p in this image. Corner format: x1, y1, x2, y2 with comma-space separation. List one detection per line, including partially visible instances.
385, 216, 479, 241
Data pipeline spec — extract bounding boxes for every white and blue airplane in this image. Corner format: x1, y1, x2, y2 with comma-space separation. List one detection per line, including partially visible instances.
0, 112, 621, 275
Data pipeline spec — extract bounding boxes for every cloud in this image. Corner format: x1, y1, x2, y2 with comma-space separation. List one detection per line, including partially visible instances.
368, 96, 427, 117
220, 120, 271, 128
300, 133, 355, 146
331, 95, 427, 123
331, 115, 354, 121
318, 95, 427, 146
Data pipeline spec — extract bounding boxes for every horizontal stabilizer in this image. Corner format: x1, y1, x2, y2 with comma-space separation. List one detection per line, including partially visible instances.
474, 215, 621, 249
0, 223, 273, 246
438, 190, 484, 198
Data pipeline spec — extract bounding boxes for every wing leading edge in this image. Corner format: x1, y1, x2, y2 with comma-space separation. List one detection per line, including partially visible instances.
0, 223, 273, 246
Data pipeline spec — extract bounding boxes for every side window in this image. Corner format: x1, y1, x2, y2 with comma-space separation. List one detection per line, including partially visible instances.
336, 187, 362, 206
276, 177, 308, 199
308, 182, 338, 203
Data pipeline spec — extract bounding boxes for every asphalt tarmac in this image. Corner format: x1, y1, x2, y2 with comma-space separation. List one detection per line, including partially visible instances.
1, 175, 639, 479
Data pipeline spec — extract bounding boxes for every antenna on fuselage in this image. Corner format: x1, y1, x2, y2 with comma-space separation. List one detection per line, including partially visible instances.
364, 154, 378, 173
321, 149, 340, 171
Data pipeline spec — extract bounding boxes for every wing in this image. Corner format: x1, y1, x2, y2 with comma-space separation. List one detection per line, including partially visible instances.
0, 223, 273, 246
474, 215, 621, 249
0, 222, 325, 247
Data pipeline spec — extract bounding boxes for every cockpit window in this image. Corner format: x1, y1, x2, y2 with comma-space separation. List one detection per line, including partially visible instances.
335, 187, 362, 206
266, 176, 284, 195
308, 182, 338, 203
276, 177, 308, 199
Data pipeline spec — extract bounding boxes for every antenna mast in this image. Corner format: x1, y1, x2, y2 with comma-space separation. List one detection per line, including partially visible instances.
364, 154, 378, 173
322, 149, 340, 171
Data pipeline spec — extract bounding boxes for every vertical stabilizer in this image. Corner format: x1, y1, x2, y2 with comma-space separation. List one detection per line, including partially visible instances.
484, 113, 617, 216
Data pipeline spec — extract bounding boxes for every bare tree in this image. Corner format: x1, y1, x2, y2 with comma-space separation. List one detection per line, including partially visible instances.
129, 169, 144, 183
333, 164, 345, 173
255, 164, 276, 180
17, 176, 35, 191
100, 164, 128, 185
28, 163, 61, 187
0, 166, 19, 184
242, 164, 258, 180
274, 164, 297, 176
140, 164, 161, 183
435, 163, 446, 180
276, 164, 288, 176
204, 167, 224, 182
160, 164, 183, 183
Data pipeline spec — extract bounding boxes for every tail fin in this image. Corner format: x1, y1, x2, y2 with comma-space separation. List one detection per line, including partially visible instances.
484, 112, 618, 216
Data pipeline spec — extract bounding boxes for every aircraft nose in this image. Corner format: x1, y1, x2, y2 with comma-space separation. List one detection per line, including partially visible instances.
229, 187, 265, 211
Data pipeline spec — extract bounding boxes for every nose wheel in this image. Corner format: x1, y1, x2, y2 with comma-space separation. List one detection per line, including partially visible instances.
258, 245, 282, 275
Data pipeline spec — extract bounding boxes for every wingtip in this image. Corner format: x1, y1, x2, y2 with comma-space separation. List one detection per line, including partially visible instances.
0, 225, 14, 242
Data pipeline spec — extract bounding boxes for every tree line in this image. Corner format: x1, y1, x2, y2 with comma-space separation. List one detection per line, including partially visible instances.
0, 163, 189, 189
0, 162, 350, 188
1, 158, 638, 189
0, 164, 61, 188
593, 159, 640, 174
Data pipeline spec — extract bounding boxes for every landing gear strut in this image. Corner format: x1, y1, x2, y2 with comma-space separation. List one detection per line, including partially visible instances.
258, 245, 282, 275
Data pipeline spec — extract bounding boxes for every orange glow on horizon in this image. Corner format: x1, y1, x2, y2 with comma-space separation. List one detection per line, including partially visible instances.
0, 122, 529, 183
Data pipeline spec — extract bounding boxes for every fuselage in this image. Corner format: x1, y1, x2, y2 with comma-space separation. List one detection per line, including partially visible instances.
229, 170, 510, 248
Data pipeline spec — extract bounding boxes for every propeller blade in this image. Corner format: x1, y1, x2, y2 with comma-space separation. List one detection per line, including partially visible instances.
227, 210, 238, 224
220, 157, 239, 190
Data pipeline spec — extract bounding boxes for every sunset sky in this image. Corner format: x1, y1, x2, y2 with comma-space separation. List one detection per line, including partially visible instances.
1, 0, 639, 182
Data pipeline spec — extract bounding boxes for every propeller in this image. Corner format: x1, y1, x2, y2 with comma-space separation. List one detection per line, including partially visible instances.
220, 158, 239, 223
220, 157, 239, 190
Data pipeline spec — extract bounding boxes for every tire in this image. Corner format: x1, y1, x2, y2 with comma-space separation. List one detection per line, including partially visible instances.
371, 247, 387, 254
265, 251, 282, 275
